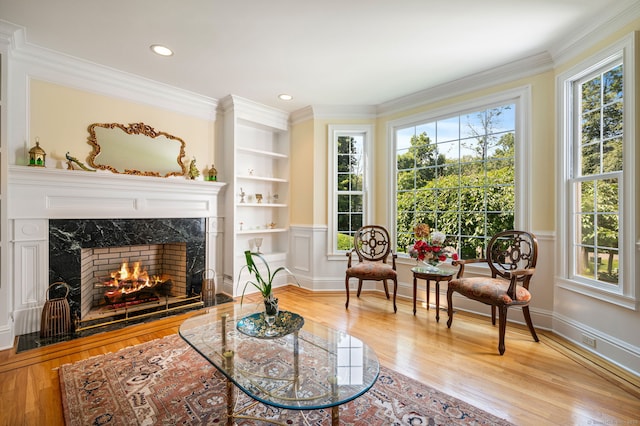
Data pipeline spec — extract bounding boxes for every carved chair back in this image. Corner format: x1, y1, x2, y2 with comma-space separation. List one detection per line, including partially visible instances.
486, 230, 538, 288
353, 225, 393, 263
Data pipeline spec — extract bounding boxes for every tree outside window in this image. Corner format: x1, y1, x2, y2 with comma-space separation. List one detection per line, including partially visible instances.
395, 104, 516, 258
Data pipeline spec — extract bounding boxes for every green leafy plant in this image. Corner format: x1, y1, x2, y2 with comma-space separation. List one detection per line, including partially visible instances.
237, 250, 298, 305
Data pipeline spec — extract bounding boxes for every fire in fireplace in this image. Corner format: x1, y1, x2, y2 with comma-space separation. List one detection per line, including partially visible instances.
80, 242, 190, 325
101, 261, 172, 305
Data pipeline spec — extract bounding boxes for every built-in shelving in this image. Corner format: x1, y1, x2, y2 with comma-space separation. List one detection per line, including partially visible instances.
221, 95, 290, 296
0, 47, 9, 349
0, 51, 5, 295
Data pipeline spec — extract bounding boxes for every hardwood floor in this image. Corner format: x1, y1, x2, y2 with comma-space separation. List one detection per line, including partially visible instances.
1, 286, 638, 425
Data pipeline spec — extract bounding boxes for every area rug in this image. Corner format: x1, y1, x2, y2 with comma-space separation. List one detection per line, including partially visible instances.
59, 334, 513, 425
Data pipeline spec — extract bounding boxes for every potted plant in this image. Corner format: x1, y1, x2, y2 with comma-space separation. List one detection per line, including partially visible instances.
237, 250, 298, 318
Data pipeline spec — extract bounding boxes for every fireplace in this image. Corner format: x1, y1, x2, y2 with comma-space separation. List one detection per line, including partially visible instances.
49, 218, 206, 328
6, 166, 225, 343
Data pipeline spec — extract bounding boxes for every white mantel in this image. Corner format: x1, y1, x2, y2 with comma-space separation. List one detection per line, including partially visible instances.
5, 166, 227, 341
8, 165, 225, 219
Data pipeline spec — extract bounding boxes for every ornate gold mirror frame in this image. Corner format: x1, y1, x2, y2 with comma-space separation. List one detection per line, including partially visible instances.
87, 122, 187, 177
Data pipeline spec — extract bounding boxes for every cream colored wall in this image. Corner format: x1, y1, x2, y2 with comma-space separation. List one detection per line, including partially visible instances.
28, 80, 215, 173
289, 119, 315, 225
313, 120, 328, 225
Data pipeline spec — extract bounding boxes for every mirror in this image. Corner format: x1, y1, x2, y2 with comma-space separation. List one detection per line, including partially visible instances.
87, 122, 187, 177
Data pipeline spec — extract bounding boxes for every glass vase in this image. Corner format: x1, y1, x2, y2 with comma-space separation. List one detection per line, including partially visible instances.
422, 260, 441, 272
263, 295, 279, 336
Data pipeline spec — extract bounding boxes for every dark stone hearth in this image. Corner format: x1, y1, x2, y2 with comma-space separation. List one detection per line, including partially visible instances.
49, 218, 206, 321
16, 293, 235, 353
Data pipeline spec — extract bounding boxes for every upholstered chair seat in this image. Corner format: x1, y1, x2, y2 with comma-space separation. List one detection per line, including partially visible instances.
347, 262, 397, 281
447, 277, 532, 306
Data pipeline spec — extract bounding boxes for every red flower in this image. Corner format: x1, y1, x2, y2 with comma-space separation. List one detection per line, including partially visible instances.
409, 228, 459, 264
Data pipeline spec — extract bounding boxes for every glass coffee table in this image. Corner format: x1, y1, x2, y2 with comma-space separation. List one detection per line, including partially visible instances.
179, 303, 379, 426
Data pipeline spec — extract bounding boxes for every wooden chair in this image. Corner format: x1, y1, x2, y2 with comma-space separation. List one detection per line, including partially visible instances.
446, 230, 539, 355
345, 225, 398, 312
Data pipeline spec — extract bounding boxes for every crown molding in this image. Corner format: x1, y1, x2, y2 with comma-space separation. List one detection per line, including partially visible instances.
289, 106, 314, 125
0, 19, 21, 45
6, 23, 217, 121
376, 52, 553, 117
220, 94, 289, 131
550, 0, 640, 67
291, 52, 553, 123
290, 105, 377, 125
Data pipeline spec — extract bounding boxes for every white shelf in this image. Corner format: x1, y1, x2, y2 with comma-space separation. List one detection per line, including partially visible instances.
238, 228, 288, 235
238, 146, 288, 159
237, 203, 287, 208
237, 175, 288, 183
237, 251, 287, 262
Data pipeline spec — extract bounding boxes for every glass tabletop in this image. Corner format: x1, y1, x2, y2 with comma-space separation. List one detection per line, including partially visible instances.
411, 264, 456, 276
179, 303, 380, 411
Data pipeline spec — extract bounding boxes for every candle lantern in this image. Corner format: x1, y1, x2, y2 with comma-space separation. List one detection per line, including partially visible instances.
29, 138, 47, 167
208, 164, 218, 181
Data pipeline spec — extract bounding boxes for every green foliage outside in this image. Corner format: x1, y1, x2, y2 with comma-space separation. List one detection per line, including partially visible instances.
338, 233, 354, 251
396, 107, 515, 259
336, 135, 364, 247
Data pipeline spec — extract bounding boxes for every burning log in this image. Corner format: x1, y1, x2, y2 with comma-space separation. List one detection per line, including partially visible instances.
102, 261, 173, 305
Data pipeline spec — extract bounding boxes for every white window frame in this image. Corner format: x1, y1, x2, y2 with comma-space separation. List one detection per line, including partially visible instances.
387, 86, 532, 264
556, 33, 637, 309
328, 124, 373, 257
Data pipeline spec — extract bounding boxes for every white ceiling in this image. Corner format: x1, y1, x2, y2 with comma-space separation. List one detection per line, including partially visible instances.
1, 0, 638, 113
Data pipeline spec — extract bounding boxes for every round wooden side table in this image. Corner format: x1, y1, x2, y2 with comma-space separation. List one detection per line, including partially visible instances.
411, 265, 456, 322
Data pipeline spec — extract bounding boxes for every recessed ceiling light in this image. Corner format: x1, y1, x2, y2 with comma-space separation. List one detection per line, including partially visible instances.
278, 94, 293, 101
150, 44, 174, 57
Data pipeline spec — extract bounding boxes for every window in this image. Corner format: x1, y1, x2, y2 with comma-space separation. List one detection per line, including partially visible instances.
393, 100, 520, 259
328, 125, 372, 253
558, 34, 636, 306
572, 63, 623, 286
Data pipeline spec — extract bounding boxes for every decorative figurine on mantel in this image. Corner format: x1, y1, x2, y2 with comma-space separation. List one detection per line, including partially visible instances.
207, 164, 218, 181
28, 137, 46, 167
65, 152, 95, 171
188, 157, 200, 180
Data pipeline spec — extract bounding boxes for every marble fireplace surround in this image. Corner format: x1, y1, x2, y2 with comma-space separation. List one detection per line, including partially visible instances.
8, 166, 226, 335
51, 218, 205, 322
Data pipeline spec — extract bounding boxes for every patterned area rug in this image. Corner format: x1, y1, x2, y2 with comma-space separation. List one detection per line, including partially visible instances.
59, 334, 513, 425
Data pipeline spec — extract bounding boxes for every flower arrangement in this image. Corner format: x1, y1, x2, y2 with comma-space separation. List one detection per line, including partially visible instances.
408, 224, 459, 265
